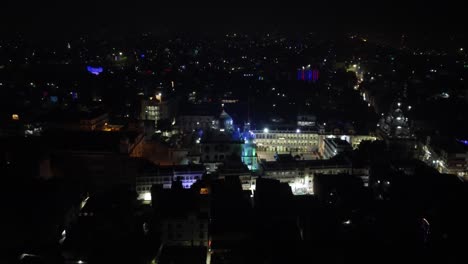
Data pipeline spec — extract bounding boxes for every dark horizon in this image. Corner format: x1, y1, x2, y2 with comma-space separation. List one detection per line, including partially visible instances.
2, 1, 466, 38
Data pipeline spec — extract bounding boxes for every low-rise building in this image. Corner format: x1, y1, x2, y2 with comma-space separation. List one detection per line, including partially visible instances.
135, 162, 206, 200
261, 158, 354, 195
322, 138, 352, 159
253, 128, 320, 153
152, 183, 210, 247
420, 137, 468, 178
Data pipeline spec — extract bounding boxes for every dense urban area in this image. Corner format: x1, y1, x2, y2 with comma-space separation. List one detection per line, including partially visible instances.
1, 30, 467, 264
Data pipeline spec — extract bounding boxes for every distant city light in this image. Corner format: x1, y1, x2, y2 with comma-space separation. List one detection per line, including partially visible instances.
296, 129, 301, 133
12, 114, 19, 120
263, 128, 269, 133
86, 66, 103, 76
143, 192, 152, 201
343, 220, 352, 225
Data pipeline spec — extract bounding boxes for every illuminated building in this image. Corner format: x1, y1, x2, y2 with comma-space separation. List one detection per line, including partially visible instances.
261, 158, 354, 195
322, 138, 352, 159
378, 100, 413, 139
297, 114, 316, 127
253, 128, 376, 158
253, 129, 320, 153
377, 99, 418, 159
140, 94, 165, 127
419, 137, 468, 178
253, 126, 376, 156
135, 162, 206, 200
297, 65, 319, 82
219, 110, 234, 131
241, 131, 259, 171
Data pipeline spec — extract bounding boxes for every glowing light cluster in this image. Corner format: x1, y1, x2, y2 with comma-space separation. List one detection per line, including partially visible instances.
86, 66, 103, 76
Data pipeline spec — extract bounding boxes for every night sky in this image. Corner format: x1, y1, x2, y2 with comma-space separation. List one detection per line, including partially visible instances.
1, 1, 465, 37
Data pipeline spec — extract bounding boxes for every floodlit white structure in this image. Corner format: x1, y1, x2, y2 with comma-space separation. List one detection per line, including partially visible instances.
261, 158, 355, 195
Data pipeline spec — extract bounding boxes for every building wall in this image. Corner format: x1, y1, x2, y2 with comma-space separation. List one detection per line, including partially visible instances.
161, 214, 209, 247
253, 130, 376, 154
262, 165, 352, 195
79, 113, 109, 131
419, 143, 468, 178
178, 115, 218, 133
253, 130, 320, 152
200, 142, 242, 163
135, 168, 205, 199
322, 138, 352, 159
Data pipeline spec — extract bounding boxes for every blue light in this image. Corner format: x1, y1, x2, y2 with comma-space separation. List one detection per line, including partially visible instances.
50, 96, 58, 103
87, 66, 103, 76
140, 54, 145, 58
457, 139, 468, 146
307, 69, 313, 81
